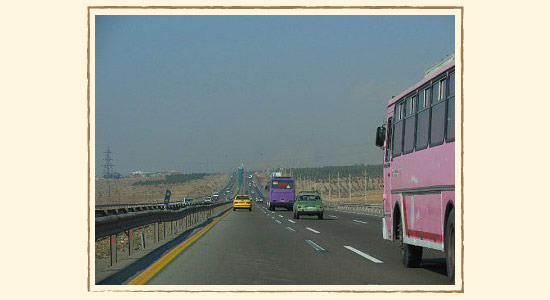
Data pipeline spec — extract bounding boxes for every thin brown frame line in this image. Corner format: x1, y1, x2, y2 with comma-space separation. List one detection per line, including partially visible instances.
87, 6, 91, 293
99, 290, 460, 293
88, 6, 462, 9
87, 6, 464, 293
462, 6, 467, 292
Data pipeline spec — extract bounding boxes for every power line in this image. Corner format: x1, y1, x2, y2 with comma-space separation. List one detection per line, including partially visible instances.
103, 146, 114, 179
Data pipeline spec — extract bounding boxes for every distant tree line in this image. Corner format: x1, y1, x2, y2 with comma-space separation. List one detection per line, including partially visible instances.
132, 173, 209, 186
290, 164, 383, 180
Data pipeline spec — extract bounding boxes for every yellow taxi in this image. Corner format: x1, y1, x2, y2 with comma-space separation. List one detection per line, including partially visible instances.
233, 195, 252, 211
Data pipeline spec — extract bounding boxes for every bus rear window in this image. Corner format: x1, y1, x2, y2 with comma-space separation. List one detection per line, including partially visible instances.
272, 180, 294, 189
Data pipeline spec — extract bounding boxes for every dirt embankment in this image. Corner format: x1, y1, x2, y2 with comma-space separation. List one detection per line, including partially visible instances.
95, 174, 229, 205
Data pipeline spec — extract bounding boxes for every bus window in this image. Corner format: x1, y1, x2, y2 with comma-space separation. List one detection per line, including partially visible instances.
431, 80, 440, 104
403, 96, 417, 153
394, 102, 404, 121
418, 88, 429, 110
416, 87, 430, 150
393, 113, 404, 157
439, 78, 447, 101
430, 79, 446, 146
446, 72, 455, 142
385, 117, 393, 162
430, 100, 446, 146
272, 180, 294, 189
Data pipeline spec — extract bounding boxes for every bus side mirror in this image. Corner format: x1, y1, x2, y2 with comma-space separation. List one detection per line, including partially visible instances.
375, 126, 386, 147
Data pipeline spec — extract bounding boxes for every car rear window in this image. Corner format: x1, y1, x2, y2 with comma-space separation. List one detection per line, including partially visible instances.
236, 196, 249, 200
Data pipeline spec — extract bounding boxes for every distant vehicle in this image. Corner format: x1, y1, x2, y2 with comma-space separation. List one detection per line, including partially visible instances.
203, 196, 213, 204
256, 198, 263, 203
182, 198, 193, 205
270, 172, 282, 178
293, 191, 323, 219
248, 175, 253, 179
212, 193, 219, 202
233, 195, 252, 211
375, 57, 455, 280
266, 176, 295, 211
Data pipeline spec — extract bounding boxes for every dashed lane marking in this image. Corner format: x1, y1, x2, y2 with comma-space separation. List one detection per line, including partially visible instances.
353, 220, 368, 224
305, 239, 326, 252
288, 219, 296, 224
306, 227, 320, 234
286, 227, 296, 232
343, 246, 383, 264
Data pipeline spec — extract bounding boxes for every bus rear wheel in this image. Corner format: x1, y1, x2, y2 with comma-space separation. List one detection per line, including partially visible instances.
446, 209, 455, 282
397, 220, 422, 267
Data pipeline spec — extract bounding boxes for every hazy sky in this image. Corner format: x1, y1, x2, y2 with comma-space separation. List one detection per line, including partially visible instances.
95, 15, 454, 175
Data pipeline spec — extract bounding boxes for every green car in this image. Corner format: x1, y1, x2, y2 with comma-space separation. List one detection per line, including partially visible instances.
293, 191, 324, 220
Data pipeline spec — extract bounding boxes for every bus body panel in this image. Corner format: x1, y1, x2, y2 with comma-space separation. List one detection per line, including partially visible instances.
268, 176, 295, 209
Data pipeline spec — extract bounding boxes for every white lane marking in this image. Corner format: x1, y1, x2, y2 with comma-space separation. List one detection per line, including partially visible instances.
306, 227, 320, 234
287, 219, 296, 224
278, 215, 284, 218
305, 240, 326, 252
343, 246, 383, 264
271, 212, 275, 214
353, 220, 368, 224
275, 220, 281, 224
286, 227, 296, 232
328, 215, 338, 219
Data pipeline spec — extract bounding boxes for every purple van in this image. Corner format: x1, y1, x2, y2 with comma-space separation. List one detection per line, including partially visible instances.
267, 177, 295, 211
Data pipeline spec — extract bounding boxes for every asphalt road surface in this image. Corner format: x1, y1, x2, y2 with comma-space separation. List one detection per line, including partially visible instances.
147, 201, 451, 285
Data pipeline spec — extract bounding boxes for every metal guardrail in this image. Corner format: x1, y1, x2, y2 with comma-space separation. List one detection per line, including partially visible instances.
95, 202, 225, 240
95, 201, 231, 268
95, 174, 237, 268
95, 201, 212, 218
326, 203, 383, 216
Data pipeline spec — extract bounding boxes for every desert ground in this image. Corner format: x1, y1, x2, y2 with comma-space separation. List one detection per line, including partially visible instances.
95, 173, 229, 205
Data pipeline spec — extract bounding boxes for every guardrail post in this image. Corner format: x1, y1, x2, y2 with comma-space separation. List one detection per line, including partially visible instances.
110, 234, 117, 266
154, 222, 159, 243
128, 229, 134, 256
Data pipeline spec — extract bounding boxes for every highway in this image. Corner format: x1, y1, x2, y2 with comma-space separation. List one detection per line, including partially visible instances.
144, 175, 450, 285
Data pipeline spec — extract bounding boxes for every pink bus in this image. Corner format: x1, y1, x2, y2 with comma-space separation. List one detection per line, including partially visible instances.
375, 57, 455, 281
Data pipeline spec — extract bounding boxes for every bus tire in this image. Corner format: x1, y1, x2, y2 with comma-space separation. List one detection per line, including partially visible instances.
446, 208, 455, 282
398, 220, 422, 267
